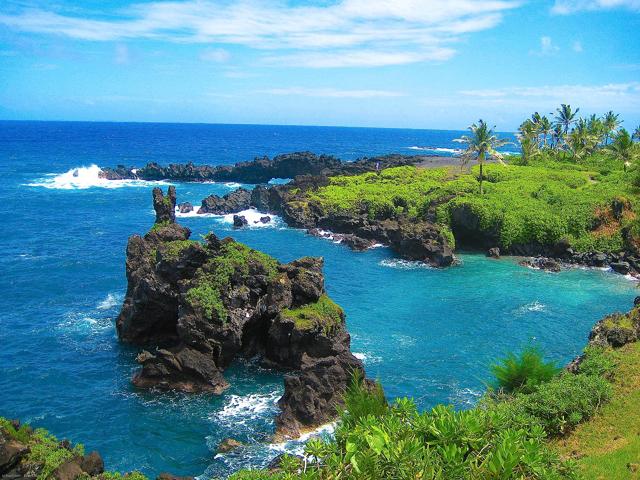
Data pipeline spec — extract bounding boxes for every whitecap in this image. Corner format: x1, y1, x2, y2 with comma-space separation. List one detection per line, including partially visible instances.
97, 293, 122, 310
224, 182, 242, 189
210, 391, 281, 428
379, 259, 432, 270
26, 165, 170, 190
177, 207, 281, 228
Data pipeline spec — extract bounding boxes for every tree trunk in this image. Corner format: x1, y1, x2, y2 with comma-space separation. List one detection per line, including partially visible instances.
479, 161, 484, 195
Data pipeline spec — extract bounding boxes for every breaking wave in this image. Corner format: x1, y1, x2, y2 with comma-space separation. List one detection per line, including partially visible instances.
26, 165, 169, 190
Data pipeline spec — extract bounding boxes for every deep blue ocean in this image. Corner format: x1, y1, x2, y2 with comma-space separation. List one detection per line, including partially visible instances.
0, 121, 637, 478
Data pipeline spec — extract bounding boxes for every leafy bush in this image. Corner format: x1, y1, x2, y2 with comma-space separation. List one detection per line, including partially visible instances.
490, 346, 561, 394
576, 346, 617, 377
509, 373, 612, 436
26, 429, 84, 480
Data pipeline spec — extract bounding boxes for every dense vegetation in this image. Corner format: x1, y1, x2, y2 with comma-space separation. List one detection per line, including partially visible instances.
303, 107, 640, 253
0, 417, 146, 480
231, 345, 622, 479
185, 239, 279, 322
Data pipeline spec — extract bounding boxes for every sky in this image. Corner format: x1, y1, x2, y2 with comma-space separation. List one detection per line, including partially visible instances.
0, 0, 639, 130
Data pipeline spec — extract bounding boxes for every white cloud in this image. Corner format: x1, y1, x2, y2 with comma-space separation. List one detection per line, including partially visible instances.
572, 41, 583, 52
459, 82, 640, 111
114, 44, 130, 64
200, 48, 230, 63
530, 36, 559, 56
0, 0, 520, 68
259, 87, 405, 98
552, 0, 640, 14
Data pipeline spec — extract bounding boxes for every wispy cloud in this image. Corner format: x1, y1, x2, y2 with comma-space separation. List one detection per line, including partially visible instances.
459, 82, 640, 110
259, 87, 405, 98
530, 36, 559, 56
0, 0, 520, 68
551, 0, 640, 14
200, 48, 230, 63
572, 41, 583, 52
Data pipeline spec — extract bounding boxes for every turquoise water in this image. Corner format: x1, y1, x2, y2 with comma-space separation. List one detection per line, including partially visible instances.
0, 121, 637, 478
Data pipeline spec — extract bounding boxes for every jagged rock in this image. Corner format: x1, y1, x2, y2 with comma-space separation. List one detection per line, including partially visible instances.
340, 234, 375, 251
153, 186, 176, 224
487, 247, 500, 258
589, 308, 640, 348
233, 215, 248, 228
0, 432, 28, 476
216, 438, 243, 453
53, 459, 84, 480
635, 296, 640, 307
593, 253, 608, 267
610, 261, 631, 275
519, 257, 562, 272
116, 188, 367, 438
100, 152, 436, 184
178, 202, 193, 214
199, 188, 251, 215
80, 452, 104, 476
259, 216, 271, 224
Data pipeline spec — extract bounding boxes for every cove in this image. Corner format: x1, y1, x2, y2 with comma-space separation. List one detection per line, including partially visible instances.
0, 122, 637, 478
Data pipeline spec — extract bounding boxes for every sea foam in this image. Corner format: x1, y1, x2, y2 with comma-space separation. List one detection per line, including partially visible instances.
27, 165, 169, 190
176, 207, 281, 228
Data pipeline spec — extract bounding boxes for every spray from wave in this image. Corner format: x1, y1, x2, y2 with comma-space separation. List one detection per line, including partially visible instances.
176, 207, 281, 229
26, 165, 169, 190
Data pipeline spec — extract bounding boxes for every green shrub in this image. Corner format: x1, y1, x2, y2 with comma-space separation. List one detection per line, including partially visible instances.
576, 346, 617, 378
26, 429, 84, 480
491, 346, 561, 394
0, 417, 31, 443
510, 373, 612, 436
339, 371, 387, 429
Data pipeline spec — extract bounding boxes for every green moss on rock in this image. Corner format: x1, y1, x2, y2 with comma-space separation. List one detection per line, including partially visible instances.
185, 240, 279, 323
281, 294, 344, 334
160, 239, 198, 260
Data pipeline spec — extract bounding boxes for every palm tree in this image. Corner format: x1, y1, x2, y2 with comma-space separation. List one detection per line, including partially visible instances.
551, 124, 564, 151
517, 119, 540, 164
554, 104, 580, 135
633, 126, 640, 142
586, 114, 605, 147
608, 129, 637, 172
567, 121, 598, 161
602, 111, 622, 145
538, 115, 552, 148
454, 120, 509, 194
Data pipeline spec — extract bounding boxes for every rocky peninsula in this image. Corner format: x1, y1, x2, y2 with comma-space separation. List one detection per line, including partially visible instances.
99, 151, 440, 184
116, 186, 368, 439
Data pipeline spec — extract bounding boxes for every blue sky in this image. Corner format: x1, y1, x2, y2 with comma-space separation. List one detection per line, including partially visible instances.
0, 0, 639, 130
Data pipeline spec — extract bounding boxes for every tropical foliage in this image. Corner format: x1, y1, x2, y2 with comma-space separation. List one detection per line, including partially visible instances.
231, 346, 617, 479
454, 119, 510, 194
490, 346, 560, 394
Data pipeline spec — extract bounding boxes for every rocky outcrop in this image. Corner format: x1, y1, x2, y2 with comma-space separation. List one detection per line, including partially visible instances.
117, 188, 366, 438
100, 152, 437, 184
199, 188, 252, 215
519, 257, 562, 272
588, 307, 640, 348
0, 419, 105, 480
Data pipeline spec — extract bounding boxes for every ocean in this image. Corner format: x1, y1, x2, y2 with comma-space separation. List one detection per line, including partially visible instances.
0, 121, 636, 478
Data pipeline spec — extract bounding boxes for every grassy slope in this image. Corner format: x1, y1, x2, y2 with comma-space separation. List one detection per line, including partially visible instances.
304, 153, 639, 253
555, 342, 640, 479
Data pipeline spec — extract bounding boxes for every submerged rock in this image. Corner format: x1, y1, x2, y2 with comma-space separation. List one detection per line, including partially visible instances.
487, 247, 500, 259
116, 188, 368, 438
216, 438, 243, 453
